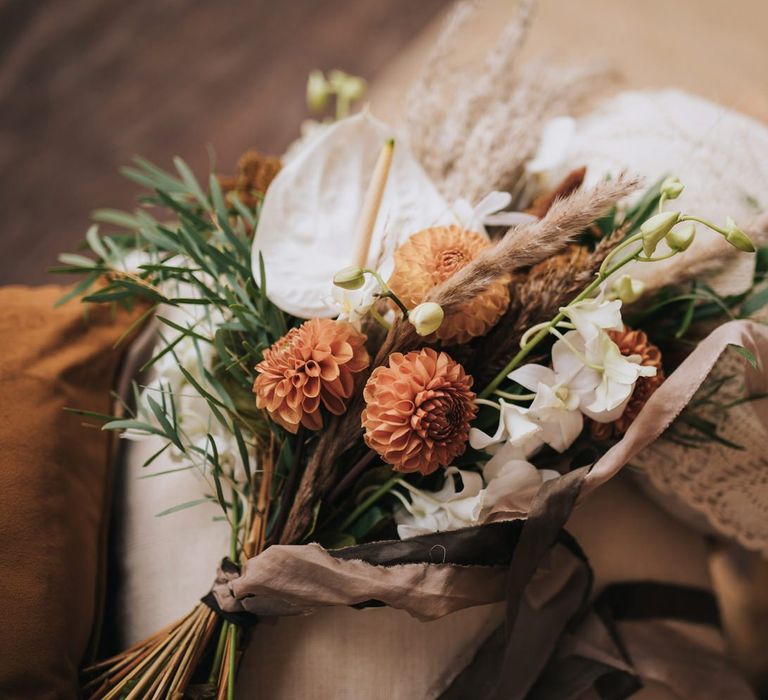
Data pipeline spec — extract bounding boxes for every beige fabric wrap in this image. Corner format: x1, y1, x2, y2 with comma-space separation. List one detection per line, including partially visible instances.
216, 320, 768, 622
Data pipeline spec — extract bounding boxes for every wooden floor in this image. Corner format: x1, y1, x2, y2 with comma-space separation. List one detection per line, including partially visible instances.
0, 0, 449, 284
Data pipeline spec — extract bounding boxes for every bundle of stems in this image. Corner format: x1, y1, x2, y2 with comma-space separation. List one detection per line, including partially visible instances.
81, 433, 276, 699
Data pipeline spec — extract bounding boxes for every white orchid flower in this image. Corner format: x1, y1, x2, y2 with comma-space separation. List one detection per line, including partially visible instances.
507, 364, 584, 452
447, 191, 537, 234
326, 274, 380, 330
469, 399, 542, 452
584, 332, 657, 420
394, 467, 484, 539
552, 330, 657, 423
560, 293, 623, 343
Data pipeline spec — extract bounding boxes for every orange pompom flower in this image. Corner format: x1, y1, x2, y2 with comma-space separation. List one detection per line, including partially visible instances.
388, 225, 510, 345
361, 348, 477, 475
254, 318, 369, 433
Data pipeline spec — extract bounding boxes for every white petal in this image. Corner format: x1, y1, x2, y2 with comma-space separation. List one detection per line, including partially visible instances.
252, 112, 448, 318
563, 297, 623, 343
499, 400, 543, 445
481, 460, 543, 511
528, 382, 563, 412
397, 524, 430, 539
483, 211, 539, 227
582, 391, 632, 422
469, 425, 503, 450
475, 191, 512, 217
535, 406, 584, 452
551, 332, 587, 381
508, 364, 556, 391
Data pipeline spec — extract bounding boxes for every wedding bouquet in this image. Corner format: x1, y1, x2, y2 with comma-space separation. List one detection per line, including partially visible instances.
59, 5, 768, 699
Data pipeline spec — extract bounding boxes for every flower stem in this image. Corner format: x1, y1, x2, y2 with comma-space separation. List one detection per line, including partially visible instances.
494, 390, 537, 401
365, 269, 410, 317
208, 621, 229, 684
227, 624, 238, 700
327, 450, 378, 504
480, 244, 646, 398
369, 306, 391, 330
598, 232, 642, 276
338, 475, 399, 532
679, 214, 727, 236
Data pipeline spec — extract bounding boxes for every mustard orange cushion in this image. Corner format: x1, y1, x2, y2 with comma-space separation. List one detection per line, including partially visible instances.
0, 286, 138, 699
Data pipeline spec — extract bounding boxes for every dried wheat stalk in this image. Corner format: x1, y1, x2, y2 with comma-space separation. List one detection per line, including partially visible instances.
405, 0, 612, 202
428, 173, 640, 314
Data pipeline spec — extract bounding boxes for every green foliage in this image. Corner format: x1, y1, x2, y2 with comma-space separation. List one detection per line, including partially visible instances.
664, 372, 766, 450
627, 239, 768, 344
58, 156, 299, 554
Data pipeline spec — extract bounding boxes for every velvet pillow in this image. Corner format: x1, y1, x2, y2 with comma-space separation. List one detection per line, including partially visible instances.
0, 286, 139, 699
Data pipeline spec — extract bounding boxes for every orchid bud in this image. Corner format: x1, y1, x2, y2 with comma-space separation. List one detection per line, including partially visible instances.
640, 211, 680, 256
723, 217, 756, 252
611, 274, 645, 304
660, 176, 685, 200
306, 70, 330, 113
333, 265, 366, 290
666, 222, 696, 252
328, 70, 366, 102
409, 302, 444, 336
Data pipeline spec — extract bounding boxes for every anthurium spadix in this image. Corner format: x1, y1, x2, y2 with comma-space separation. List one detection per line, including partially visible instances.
251, 112, 449, 318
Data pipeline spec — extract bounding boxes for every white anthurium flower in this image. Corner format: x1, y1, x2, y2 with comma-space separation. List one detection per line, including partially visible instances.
552, 330, 657, 423
446, 191, 537, 234
395, 467, 485, 539
469, 399, 542, 453
326, 274, 380, 330
252, 111, 449, 318
507, 364, 584, 452
560, 293, 623, 343
480, 457, 560, 514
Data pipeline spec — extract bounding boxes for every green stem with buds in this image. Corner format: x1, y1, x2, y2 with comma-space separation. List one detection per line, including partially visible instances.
364, 268, 410, 317
479, 236, 658, 398
678, 215, 727, 236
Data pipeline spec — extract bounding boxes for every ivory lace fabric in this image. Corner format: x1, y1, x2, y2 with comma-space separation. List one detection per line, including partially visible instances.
630, 350, 768, 557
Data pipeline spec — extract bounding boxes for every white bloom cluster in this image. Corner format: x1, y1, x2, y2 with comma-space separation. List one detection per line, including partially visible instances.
396, 294, 655, 539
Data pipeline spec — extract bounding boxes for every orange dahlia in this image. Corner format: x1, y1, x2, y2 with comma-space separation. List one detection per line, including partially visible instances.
388, 225, 510, 345
361, 348, 477, 475
254, 318, 369, 433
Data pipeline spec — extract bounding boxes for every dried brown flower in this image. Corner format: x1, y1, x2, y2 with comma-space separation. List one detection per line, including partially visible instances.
361, 348, 477, 475
590, 327, 665, 440
254, 319, 369, 433
526, 167, 587, 219
388, 225, 510, 345
218, 150, 281, 208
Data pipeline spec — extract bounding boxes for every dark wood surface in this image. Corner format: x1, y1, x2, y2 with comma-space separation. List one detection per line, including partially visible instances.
0, 0, 449, 285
